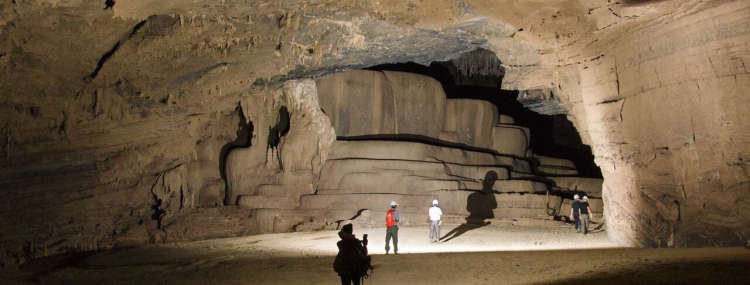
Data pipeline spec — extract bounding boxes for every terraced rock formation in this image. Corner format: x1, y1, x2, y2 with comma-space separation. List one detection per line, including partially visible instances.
233, 70, 603, 233
1, 0, 748, 265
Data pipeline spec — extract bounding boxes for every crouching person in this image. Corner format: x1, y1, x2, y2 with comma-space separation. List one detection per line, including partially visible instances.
334, 223, 369, 285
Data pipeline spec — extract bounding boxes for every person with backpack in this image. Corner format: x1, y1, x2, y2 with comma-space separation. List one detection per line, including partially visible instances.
569, 194, 581, 232
385, 201, 400, 254
429, 199, 443, 243
333, 223, 369, 285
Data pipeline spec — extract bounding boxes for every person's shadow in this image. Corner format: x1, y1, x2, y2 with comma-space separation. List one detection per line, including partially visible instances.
441, 171, 498, 242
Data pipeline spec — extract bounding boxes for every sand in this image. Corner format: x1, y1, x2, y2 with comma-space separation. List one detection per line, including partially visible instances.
2, 224, 749, 285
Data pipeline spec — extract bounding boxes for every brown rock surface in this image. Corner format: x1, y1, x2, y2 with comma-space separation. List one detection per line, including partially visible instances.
490, 124, 530, 157
2, 227, 749, 285
316, 70, 447, 138
0, 0, 748, 266
444, 99, 498, 148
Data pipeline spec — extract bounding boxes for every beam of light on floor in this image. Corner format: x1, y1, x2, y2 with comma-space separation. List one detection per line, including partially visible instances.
184, 224, 623, 259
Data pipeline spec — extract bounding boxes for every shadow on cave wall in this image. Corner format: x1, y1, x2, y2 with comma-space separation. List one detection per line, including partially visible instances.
441, 170, 499, 242
366, 61, 602, 178
219, 105, 254, 197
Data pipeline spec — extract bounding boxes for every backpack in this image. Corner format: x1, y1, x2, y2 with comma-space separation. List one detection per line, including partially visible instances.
386, 209, 395, 227
334, 239, 372, 278
356, 255, 374, 280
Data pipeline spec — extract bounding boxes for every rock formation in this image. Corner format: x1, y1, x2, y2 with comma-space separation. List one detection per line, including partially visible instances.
0, 0, 748, 265
288, 70, 603, 230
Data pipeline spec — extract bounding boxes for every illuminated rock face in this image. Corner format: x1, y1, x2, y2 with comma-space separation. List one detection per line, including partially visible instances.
0, 0, 748, 265
567, 2, 750, 247
310, 70, 590, 232
316, 70, 447, 138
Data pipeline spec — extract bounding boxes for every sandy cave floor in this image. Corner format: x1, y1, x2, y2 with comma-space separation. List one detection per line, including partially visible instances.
2, 224, 749, 285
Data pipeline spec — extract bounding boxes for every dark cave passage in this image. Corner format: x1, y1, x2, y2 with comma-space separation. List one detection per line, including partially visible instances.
267, 106, 290, 170
366, 60, 601, 178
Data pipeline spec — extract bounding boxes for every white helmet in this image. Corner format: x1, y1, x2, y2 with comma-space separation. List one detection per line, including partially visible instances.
432, 199, 439, 205
573, 194, 580, 199
390, 201, 398, 207
583, 196, 589, 201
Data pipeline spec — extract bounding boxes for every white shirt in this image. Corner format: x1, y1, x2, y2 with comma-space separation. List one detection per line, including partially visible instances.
429, 206, 443, 221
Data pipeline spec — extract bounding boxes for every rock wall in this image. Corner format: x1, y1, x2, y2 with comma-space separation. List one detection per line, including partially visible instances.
315, 70, 397, 136
225, 79, 336, 204
0, 0, 748, 265
557, 1, 750, 247
317, 70, 525, 153
444, 99, 498, 149
316, 70, 447, 138
303, 140, 594, 229
293, 72, 601, 232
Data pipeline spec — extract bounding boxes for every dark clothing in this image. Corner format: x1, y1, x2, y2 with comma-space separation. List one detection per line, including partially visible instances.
571, 200, 581, 214
340, 275, 361, 285
333, 230, 368, 283
580, 202, 590, 214
571, 200, 581, 230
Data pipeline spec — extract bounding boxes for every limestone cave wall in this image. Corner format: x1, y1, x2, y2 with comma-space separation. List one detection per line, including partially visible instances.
0, 0, 748, 265
555, 1, 750, 247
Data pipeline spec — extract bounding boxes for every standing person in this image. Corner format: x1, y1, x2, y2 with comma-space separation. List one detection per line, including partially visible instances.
429, 199, 443, 243
580, 196, 593, 235
333, 224, 368, 285
569, 194, 581, 232
385, 201, 400, 254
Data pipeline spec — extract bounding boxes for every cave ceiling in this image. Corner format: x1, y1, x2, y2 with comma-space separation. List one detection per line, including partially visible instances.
2, 0, 749, 264
0, 0, 677, 116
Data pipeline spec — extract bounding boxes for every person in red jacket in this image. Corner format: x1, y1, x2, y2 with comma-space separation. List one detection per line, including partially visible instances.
385, 201, 400, 254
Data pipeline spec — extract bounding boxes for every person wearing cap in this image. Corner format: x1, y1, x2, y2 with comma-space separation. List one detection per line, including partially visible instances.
384, 201, 400, 254
569, 194, 581, 232
429, 199, 443, 243
579, 196, 593, 235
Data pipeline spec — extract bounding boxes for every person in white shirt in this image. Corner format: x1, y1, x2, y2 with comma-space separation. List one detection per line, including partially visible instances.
429, 199, 443, 243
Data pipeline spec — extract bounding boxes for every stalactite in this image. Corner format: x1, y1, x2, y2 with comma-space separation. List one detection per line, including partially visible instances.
451, 48, 504, 78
